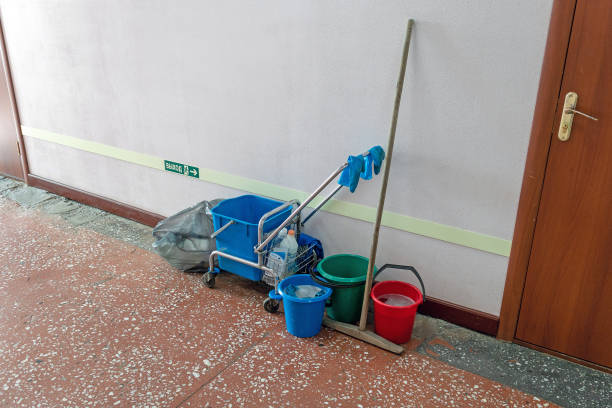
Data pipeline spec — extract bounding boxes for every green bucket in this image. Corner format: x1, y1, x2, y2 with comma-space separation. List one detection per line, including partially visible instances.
317, 254, 377, 323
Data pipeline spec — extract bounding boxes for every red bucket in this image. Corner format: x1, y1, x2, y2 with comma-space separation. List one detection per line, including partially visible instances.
371, 280, 423, 344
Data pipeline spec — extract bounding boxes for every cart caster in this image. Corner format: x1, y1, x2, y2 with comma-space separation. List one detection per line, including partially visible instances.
203, 272, 216, 288
263, 297, 280, 313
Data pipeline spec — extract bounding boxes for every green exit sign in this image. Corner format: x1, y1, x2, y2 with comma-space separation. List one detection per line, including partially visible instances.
164, 160, 199, 178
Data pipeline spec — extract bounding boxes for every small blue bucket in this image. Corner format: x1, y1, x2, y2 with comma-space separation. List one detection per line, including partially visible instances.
279, 274, 332, 338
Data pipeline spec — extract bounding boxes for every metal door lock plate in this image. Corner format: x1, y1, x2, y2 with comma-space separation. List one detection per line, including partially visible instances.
558, 92, 578, 141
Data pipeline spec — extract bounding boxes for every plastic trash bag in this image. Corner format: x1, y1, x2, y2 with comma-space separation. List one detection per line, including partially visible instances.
152, 199, 223, 271
284, 284, 324, 299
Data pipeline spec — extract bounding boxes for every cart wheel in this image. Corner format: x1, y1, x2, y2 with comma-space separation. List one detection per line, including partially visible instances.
263, 297, 280, 313
203, 272, 216, 288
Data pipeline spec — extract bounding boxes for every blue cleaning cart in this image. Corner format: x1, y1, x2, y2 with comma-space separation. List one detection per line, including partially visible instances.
204, 149, 378, 313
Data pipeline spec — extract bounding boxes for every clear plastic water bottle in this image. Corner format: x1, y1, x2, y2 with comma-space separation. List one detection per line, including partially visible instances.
278, 229, 298, 273
271, 228, 288, 250
265, 228, 289, 279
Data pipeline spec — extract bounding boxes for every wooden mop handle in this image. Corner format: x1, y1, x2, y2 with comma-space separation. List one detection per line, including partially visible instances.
359, 19, 414, 331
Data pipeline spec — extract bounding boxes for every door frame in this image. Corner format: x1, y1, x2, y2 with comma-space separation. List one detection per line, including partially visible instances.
0, 15, 29, 181
499, 0, 578, 340
502, 0, 612, 373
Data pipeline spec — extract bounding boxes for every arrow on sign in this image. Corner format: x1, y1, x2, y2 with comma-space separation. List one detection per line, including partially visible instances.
186, 166, 199, 178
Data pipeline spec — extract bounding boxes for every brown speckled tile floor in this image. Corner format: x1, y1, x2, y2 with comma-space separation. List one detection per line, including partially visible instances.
181, 329, 548, 408
0, 190, 559, 407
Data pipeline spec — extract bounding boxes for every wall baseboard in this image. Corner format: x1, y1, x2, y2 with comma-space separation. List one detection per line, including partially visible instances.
28, 174, 499, 336
28, 174, 164, 227
0, 172, 23, 182
418, 297, 499, 336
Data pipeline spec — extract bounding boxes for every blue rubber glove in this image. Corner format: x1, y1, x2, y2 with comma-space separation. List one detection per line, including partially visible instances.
370, 146, 385, 175
360, 146, 386, 180
361, 153, 374, 180
338, 155, 365, 193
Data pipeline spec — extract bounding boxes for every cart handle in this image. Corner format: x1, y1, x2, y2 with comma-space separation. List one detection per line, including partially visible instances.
301, 184, 343, 226
256, 199, 298, 252
210, 220, 235, 239
255, 150, 373, 252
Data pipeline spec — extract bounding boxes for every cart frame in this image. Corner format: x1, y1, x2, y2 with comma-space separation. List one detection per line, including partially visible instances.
205, 151, 369, 311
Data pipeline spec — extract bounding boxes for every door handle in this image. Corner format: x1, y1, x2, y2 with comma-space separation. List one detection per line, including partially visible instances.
564, 108, 598, 121
558, 92, 599, 141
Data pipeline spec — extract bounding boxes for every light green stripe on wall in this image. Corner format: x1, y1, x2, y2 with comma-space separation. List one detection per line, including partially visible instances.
21, 125, 512, 257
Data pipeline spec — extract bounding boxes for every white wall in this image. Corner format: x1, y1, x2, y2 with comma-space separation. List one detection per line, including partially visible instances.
0, 0, 553, 314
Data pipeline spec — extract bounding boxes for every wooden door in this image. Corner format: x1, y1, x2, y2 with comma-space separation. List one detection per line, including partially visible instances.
515, 0, 612, 368
0, 21, 22, 180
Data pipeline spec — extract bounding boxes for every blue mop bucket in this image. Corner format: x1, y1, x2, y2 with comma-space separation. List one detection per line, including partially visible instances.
279, 274, 332, 338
